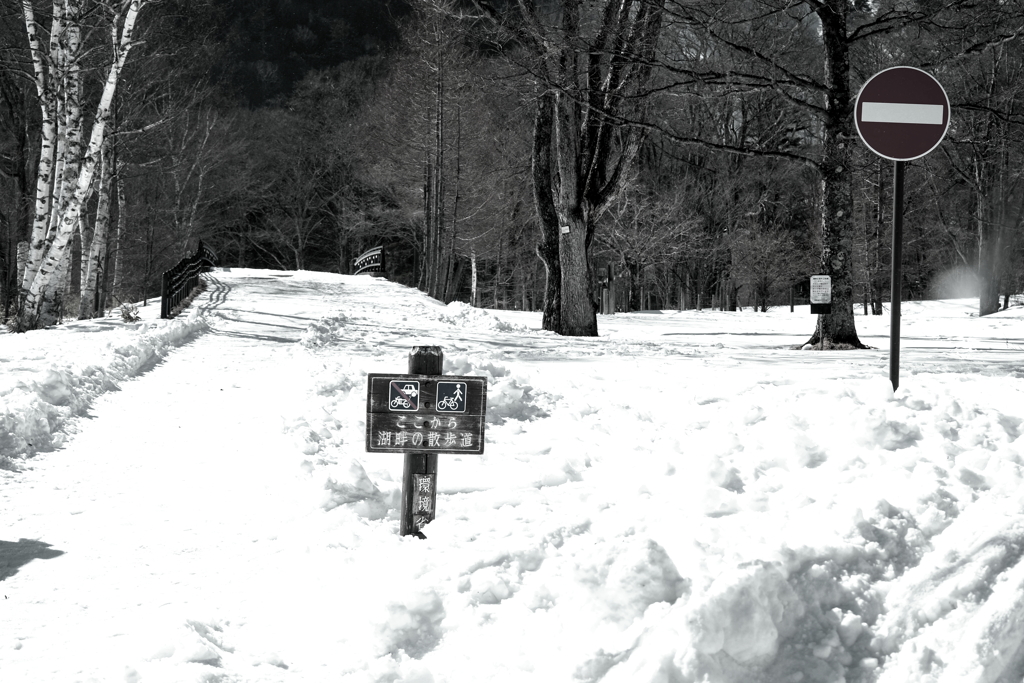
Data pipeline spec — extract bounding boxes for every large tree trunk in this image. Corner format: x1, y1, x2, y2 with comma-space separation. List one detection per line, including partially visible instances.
558, 213, 598, 335
976, 159, 1005, 316
803, 0, 866, 349
532, 91, 562, 334
522, 0, 663, 337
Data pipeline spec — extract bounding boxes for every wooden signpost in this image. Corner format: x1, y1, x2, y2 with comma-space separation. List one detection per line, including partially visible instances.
366, 346, 487, 537
855, 66, 950, 392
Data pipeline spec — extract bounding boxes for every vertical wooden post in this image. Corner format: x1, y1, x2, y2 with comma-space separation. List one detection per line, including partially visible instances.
789, 285, 794, 312
160, 272, 168, 319
402, 346, 442, 538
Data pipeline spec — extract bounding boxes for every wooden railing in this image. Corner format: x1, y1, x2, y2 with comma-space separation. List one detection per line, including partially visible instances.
160, 240, 218, 319
353, 246, 385, 275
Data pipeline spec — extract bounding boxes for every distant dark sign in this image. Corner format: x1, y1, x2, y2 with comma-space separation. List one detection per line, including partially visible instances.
855, 66, 949, 162
366, 374, 487, 454
353, 246, 385, 275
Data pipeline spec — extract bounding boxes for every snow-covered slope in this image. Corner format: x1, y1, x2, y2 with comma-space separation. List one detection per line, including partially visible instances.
1, 268, 1023, 683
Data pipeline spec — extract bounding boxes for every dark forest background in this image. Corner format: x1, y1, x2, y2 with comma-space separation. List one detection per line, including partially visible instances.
2, 0, 1023, 325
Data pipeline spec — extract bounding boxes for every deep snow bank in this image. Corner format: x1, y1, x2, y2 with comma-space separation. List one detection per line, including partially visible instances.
0, 306, 209, 464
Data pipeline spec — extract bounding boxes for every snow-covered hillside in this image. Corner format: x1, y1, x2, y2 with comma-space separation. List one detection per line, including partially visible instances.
1, 268, 1023, 683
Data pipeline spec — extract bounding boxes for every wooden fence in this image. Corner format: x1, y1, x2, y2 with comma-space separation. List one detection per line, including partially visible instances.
160, 241, 218, 319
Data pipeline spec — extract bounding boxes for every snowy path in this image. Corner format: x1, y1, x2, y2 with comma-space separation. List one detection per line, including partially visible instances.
1, 272, 338, 681
2, 269, 1024, 683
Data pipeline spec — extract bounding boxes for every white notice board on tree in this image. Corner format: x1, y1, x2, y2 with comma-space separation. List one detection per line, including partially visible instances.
810, 275, 832, 314
810, 276, 832, 304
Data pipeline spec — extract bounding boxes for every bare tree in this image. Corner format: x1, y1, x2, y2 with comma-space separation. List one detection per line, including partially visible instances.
654, 0, 1024, 346
937, 43, 1024, 315
501, 0, 666, 335
594, 179, 691, 311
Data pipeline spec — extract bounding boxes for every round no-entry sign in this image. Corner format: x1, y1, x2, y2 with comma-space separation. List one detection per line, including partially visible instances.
855, 66, 949, 161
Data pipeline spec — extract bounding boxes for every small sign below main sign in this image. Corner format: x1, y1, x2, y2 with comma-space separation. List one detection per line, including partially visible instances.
810, 275, 832, 314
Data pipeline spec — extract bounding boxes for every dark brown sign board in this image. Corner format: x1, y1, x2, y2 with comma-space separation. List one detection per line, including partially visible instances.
855, 66, 950, 162
365, 374, 487, 455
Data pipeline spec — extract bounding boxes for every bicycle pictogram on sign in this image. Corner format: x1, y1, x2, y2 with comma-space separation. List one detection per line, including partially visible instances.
435, 381, 467, 413
389, 381, 420, 411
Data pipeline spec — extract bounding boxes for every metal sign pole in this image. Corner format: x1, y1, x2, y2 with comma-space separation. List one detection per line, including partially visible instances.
890, 161, 905, 393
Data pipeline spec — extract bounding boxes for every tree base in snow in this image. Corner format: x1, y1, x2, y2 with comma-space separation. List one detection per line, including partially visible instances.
792, 340, 873, 351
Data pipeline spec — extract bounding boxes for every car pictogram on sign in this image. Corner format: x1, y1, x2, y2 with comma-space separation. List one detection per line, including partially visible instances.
389, 381, 420, 411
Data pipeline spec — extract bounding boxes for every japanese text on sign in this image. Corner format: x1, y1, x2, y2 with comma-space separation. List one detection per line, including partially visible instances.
810, 275, 832, 304
412, 473, 435, 530
376, 431, 476, 449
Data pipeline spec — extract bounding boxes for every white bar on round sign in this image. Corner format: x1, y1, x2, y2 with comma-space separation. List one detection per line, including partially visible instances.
862, 102, 944, 125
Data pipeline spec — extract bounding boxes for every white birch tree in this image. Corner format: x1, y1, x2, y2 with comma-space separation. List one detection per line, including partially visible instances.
16, 0, 146, 331
78, 130, 114, 318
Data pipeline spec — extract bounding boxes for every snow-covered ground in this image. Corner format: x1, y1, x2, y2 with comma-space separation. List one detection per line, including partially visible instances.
1, 268, 1023, 683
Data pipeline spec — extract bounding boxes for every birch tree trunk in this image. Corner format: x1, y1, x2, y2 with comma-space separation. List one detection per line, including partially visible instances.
17, 0, 146, 331
20, 0, 60, 299
470, 246, 477, 306
80, 131, 114, 318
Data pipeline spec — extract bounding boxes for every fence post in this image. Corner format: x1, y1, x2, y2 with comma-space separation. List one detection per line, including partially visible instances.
401, 346, 443, 538
160, 272, 169, 319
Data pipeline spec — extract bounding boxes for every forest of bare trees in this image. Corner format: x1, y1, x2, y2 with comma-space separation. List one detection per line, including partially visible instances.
1, 0, 1022, 339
